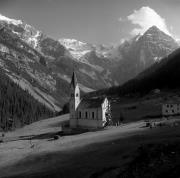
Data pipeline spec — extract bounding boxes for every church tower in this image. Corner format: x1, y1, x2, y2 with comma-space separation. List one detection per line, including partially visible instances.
69, 72, 80, 127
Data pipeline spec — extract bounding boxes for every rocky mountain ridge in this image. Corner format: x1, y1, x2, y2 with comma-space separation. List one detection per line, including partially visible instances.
0, 14, 178, 109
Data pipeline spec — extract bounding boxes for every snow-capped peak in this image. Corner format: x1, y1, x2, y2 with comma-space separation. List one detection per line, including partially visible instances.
59, 38, 88, 50
175, 38, 180, 46
0, 14, 22, 25
59, 38, 92, 60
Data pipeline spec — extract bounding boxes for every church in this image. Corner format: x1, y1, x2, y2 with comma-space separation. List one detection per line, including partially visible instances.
69, 72, 111, 128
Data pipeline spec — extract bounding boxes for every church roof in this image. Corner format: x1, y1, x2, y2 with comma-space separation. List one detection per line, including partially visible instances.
70, 71, 78, 88
78, 97, 106, 109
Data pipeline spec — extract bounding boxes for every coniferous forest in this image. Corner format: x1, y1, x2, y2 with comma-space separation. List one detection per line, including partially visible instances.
0, 70, 55, 131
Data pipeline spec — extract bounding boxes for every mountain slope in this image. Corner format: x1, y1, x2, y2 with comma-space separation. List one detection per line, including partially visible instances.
59, 26, 178, 86
0, 15, 115, 110
112, 26, 179, 85
0, 14, 178, 109
0, 14, 123, 110
106, 47, 180, 96
0, 69, 54, 130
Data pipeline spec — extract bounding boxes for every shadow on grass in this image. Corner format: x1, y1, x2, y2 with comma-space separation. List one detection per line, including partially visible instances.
18, 128, 93, 141
46, 120, 69, 128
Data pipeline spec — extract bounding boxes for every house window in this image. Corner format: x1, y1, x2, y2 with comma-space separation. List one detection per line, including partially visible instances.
71, 94, 74, 97
92, 112, 94, 119
85, 112, 88, 118
172, 109, 174, 113
79, 111, 81, 118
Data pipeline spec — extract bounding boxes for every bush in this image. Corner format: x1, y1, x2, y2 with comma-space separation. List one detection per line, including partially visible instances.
53, 135, 59, 140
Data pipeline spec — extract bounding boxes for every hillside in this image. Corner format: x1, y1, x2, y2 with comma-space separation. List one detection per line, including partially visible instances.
60, 26, 179, 86
1, 114, 180, 178
104, 47, 180, 96
0, 69, 54, 130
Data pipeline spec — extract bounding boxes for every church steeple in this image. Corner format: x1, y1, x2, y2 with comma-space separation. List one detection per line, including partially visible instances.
70, 71, 78, 88
69, 71, 80, 123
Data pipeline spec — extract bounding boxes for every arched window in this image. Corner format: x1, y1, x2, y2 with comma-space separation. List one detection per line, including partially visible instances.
92, 112, 94, 119
79, 111, 81, 118
85, 112, 88, 118
76, 93, 78, 97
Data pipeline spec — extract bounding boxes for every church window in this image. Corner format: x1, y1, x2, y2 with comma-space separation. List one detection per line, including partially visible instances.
79, 111, 81, 118
85, 112, 88, 118
76, 93, 78, 97
92, 112, 94, 119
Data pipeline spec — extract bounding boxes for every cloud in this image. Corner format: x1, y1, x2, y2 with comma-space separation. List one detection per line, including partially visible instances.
127, 6, 171, 36
118, 17, 123, 22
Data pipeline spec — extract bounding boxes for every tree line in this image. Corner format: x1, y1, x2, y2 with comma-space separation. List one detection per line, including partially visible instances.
0, 70, 55, 131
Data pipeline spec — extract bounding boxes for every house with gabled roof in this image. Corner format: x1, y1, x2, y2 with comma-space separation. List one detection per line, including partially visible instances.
162, 100, 180, 117
69, 72, 111, 128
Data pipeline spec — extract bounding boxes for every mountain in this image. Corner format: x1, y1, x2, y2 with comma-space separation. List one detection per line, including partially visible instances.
60, 26, 179, 86
59, 39, 93, 60
0, 14, 178, 109
112, 26, 179, 85
59, 39, 119, 62
0, 14, 120, 111
104, 47, 180, 96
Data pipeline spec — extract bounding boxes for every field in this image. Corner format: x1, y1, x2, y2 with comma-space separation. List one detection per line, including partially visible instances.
0, 111, 180, 178
110, 90, 180, 123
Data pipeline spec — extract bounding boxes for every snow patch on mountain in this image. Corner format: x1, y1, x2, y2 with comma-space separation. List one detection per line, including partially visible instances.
71, 50, 91, 60
0, 14, 22, 25
59, 39, 87, 49
59, 38, 121, 60
26, 30, 41, 48
154, 57, 162, 62
59, 38, 92, 59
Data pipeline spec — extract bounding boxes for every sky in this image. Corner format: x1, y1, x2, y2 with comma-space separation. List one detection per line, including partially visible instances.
0, 0, 180, 44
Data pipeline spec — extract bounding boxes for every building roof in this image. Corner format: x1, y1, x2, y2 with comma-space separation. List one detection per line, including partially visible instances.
163, 98, 180, 105
78, 97, 107, 109
70, 71, 78, 88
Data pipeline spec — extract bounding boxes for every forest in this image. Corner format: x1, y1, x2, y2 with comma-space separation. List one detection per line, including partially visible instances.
0, 70, 55, 131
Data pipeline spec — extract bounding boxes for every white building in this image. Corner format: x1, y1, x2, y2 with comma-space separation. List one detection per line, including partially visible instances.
69, 72, 111, 128
162, 102, 180, 116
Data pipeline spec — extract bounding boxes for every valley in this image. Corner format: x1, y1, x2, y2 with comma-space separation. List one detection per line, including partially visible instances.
0, 14, 178, 113
0, 5, 179, 178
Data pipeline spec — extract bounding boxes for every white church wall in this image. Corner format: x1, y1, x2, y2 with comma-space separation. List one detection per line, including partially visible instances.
77, 108, 102, 120
77, 119, 105, 128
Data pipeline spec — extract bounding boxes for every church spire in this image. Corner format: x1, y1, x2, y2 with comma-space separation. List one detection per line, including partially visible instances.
70, 71, 78, 88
